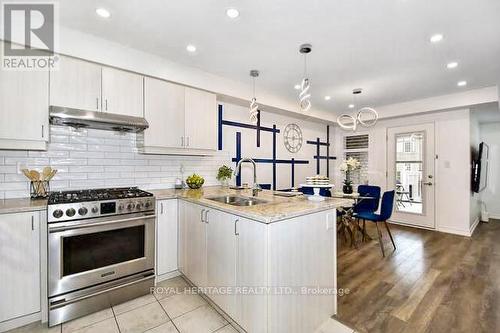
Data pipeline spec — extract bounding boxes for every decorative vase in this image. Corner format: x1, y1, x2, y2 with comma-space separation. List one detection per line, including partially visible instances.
343, 184, 353, 194
220, 179, 230, 188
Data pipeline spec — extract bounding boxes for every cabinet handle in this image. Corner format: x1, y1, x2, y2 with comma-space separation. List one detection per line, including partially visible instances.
200, 209, 205, 223
234, 219, 239, 236
105, 99, 108, 111
160, 203, 163, 214
205, 210, 209, 224
31, 215, 34, 231
181, 136, 184, 147
186, 136, 190, 147
96, 97, 99, 110
41, 125, 44, 138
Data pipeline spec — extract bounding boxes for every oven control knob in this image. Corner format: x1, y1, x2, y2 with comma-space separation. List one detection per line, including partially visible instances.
66, 208, 76, 217
144, 201, 152, 209
118, 204, 124, 211
136, 202, 143, 210
78, 207, 88, 216
127, 203, 134, 211
91, 206, 99, 214
53, 209, 64, 219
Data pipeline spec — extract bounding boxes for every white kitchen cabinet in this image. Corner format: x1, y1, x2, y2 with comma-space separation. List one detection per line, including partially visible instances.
184, 87, 217, 150
0, 58, 49, 150
179, 201, 337, 333
49, 56, 102, 111
156, 200, 178, 276
143, 77, 185, 149
0, 212, 41, 323
206, 209, 238, 319
101, 67, 144, 117
237, 218, 268, 333
182, 201, 208, 287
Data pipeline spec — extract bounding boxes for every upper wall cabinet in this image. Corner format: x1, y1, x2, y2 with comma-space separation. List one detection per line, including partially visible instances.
0, 63, 49, 150
101, 67, 143, 117
143, 77, 185, 149
50, 55, 144, 118
49, 56, 102, 111
184, 87, 217, 151
141, 81, 217, 154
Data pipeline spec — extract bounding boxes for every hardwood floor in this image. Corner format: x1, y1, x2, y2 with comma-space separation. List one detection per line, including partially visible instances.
336, 219, 500, 333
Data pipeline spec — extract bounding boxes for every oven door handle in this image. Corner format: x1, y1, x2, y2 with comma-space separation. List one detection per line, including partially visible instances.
49, 215, 155, 233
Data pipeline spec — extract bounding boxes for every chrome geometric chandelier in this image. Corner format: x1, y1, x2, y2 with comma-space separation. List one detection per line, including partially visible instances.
249, 70, 260, 123
337, 88, 378, 131
298, 43, 312, 112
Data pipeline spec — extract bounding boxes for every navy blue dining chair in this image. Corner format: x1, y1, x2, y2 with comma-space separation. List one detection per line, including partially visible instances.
355, 190, 396, 257
353, 185, 381, 242
299, 187, 332, 197
354, 185, 381, 214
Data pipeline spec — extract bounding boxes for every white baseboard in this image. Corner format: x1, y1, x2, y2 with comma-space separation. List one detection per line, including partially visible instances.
155, 270, 181, 284
488, 214, 500, 221
436, 225, 472, 237
0, 312, 40, 333
469, 217, 480, 236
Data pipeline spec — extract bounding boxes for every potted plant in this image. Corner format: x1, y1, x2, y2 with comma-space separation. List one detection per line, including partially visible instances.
339, 157, 361, 194
216, 165, 233, 187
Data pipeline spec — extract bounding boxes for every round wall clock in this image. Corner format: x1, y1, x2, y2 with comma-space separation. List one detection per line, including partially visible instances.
283, 123, 303, 153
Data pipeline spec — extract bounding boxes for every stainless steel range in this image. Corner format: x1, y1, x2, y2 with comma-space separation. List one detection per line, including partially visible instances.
47, 187, 156, 326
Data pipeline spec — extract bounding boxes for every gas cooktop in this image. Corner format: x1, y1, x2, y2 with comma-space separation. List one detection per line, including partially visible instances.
48, 187, 153, 204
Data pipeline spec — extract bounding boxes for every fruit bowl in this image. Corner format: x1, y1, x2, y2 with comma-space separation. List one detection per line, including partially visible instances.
186, 174, 205, 189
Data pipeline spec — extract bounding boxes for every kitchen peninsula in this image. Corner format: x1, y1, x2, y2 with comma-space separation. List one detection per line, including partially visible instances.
152, 186, 351, 333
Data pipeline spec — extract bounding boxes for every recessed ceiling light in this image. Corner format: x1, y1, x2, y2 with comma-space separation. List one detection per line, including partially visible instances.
226, 8, 239, 19
447, 62, 458, 69
457, 80, 467, 87
186, 44, 197, 53
294, 84, 301, 90
430, 34, 443, 43
95, 8, 111, 18
348, 104, 355, 109
324, 96, 331, 101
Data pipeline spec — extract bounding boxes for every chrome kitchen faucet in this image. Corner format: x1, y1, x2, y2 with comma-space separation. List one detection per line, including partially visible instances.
234, 158, 262, 197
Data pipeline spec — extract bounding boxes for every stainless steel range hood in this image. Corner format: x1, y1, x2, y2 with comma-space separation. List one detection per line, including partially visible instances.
49, 106, 149, 132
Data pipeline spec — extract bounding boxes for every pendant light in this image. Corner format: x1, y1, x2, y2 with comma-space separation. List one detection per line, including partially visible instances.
298, 43, 312, 112
337, 88, 378, 131
249, 70, 260, 123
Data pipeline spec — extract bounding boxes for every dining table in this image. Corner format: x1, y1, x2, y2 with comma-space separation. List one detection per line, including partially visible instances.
331, 192, 377, 248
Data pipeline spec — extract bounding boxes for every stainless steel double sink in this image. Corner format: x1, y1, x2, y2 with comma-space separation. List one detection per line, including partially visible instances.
206, 195, 267, 207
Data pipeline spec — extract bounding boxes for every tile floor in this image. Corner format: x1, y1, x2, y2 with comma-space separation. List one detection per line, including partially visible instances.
7, 276, 355, 333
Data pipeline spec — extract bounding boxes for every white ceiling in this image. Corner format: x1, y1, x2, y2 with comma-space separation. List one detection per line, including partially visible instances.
57, 0, 500, 115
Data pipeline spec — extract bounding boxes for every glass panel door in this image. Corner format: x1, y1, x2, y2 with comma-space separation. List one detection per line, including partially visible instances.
395, 132, 424, 214
387, 124, 435, 228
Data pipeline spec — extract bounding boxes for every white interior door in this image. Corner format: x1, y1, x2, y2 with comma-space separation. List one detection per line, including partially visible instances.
387, 123, 435, 228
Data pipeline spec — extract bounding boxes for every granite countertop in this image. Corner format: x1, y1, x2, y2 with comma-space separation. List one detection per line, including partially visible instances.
151, 186, 353, 223
0, 198, 48, 215
0, 186, 353, 223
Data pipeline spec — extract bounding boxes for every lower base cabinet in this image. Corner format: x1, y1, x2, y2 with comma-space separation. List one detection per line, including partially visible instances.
179, 201, 267, 332
156, 200, 178, 276
0, 212, 41, 323
179, 201, 336, 333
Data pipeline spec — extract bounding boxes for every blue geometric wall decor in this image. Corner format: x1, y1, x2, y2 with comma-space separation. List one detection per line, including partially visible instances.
217, 104, 335, 190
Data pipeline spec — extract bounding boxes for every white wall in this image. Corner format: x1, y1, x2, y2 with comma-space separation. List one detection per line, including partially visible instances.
479, 122, 500, 219
220, 103, 332, 190
334, 109, 474, 236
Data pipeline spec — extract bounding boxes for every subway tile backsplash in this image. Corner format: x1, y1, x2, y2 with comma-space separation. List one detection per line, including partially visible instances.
0, 126, 231, 199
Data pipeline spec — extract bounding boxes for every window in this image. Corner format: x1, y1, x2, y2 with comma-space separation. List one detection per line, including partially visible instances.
344, 134, 369, 187
404, 141, 412, 153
